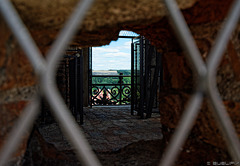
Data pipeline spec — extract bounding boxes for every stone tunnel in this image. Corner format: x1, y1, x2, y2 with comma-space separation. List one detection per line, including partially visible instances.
1, 0, 240, 165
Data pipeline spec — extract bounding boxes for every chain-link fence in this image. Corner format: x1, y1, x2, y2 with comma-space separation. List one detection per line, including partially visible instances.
0, 0, 240, 166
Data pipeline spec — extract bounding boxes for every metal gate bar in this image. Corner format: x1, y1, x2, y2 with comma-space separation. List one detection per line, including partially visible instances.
63, 49, 84, 123
139, 37, 144, 118
146, 52, 162, 118
79, 53, 84, 124
131, 42, 135, 115
131, 36, 161, 118
88, 47, 93, 107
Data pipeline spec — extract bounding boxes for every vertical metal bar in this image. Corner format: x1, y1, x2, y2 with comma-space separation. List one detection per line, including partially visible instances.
131, 43, 134, 115
119, 73, 123, 105
75, 56, 78, 118
64, 59, 68, 106
154, 49, 159, 108
69, 59, 74, 113
67, 58, 70, 108
144, 40, 150, 107
146, 53, 161, 118
156, 52, 163, 108
79, 52, 84, 124
88, 47, 93, 107
135, 43, 138, 113
139, 36, 144, 118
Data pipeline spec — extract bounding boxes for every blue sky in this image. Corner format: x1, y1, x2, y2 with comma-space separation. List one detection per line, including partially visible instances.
92, 38, 132, 71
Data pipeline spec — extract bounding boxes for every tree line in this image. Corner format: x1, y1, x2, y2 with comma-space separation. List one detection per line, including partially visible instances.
92, 70, 131, 84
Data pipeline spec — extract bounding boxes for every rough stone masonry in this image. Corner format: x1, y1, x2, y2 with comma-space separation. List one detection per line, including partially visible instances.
1, 0, 240, 164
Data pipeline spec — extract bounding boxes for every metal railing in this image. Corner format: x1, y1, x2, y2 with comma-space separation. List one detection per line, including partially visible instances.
91, 74, 131, 106
0, 0, 240, 166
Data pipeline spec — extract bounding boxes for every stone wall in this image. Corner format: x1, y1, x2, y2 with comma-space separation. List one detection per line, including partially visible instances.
159, 21, 240, 149
0, 0, 239, 163
0, 18, 37, 163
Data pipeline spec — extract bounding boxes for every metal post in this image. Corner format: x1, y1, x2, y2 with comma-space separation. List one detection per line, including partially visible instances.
69, 58, 75, 114
88, 47, 93, 107
119, 73, 123, 105
144, 41, 150, 109
135, 43, 138, 114
145, 43, 154, 110
75, 56, 79, 119
135, 41, 140, 115
65, 58, 68, 107
146, 53, 161, 118
139, 36, 144, 118
79, 52, 84, 124
131, 42, 134, 115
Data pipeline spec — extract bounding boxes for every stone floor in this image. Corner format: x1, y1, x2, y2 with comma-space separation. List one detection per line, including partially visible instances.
26, 106, 230, 166
38, 106, 163, 153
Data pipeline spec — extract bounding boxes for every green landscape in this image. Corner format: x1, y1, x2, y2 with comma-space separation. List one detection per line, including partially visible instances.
92, 70, 131, 84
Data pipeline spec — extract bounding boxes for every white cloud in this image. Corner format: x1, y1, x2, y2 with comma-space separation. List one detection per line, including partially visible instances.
92, 39, 132, 70
123, 41, 132, 47
93, 47, 119, 53
108, 60, 118, 63
115, 40, 131, 50
104, 52, 129, 57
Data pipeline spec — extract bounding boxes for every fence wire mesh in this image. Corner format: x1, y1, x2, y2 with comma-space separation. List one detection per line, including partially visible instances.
0, 0, 240, 166
0, 0, 101, 166
159, 0, 240, 165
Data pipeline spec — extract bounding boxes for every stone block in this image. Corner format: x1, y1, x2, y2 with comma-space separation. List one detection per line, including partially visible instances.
159, 91, 240, 150
0, 101, 30, 163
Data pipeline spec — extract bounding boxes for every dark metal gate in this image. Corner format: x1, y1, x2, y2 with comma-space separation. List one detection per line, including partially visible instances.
88, 36, 162, 115
68, 48, 84, 124
131, 36, 163, 118
41, 47, 84, 124
88, 47, 93, 106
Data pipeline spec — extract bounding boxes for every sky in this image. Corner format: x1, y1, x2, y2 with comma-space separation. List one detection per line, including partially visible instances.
92, 38, 132, 71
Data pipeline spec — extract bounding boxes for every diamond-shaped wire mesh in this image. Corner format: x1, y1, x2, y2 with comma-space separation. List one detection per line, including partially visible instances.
0, 0, 240, 166
159, 0, 240, 165
0, 0, 100, 165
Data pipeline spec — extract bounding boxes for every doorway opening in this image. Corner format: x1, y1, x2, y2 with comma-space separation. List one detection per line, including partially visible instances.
89, 31, 138, 106
88, 30, 163, 118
